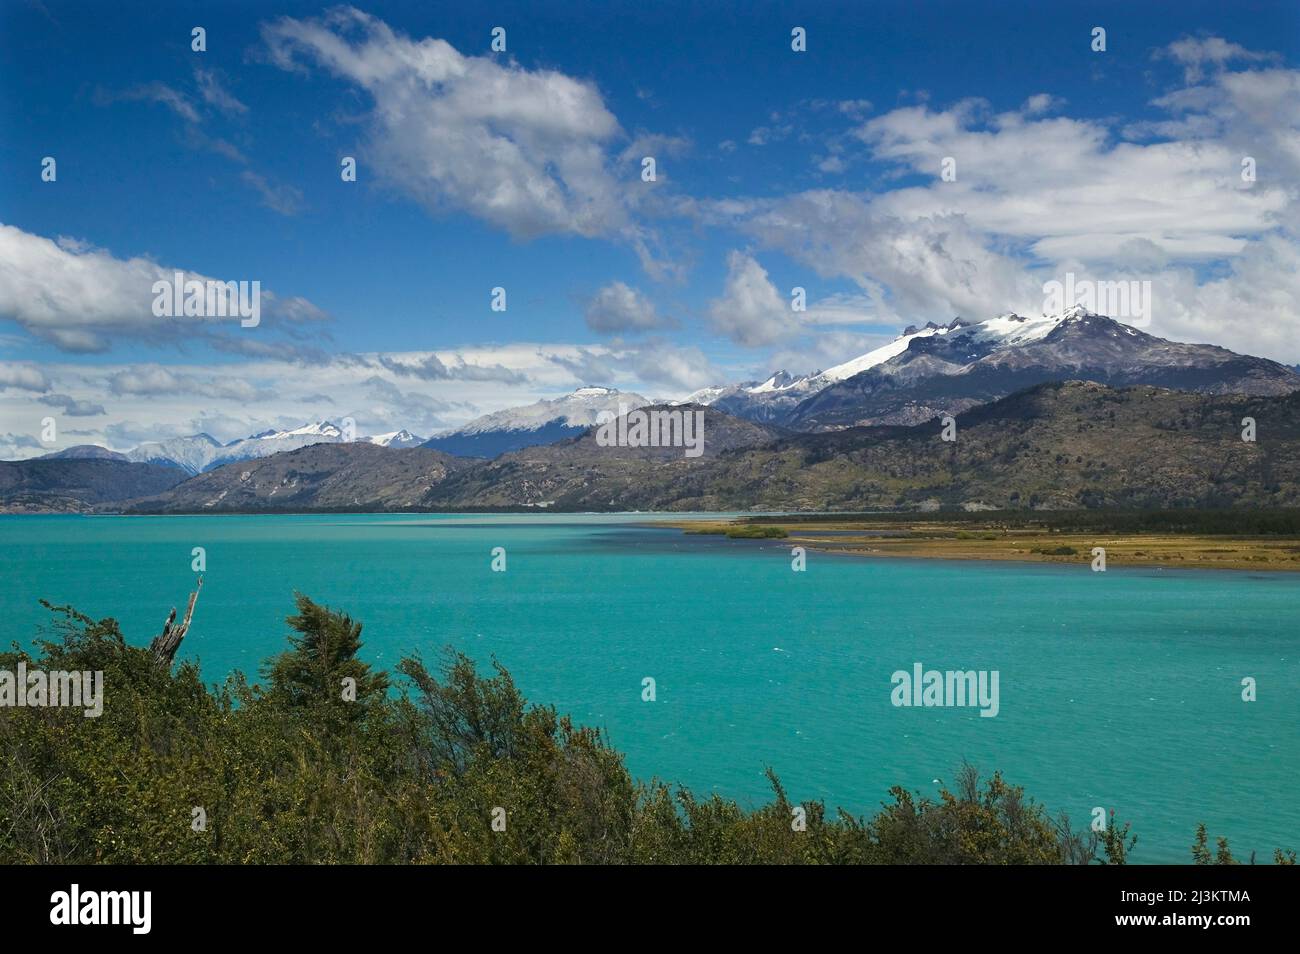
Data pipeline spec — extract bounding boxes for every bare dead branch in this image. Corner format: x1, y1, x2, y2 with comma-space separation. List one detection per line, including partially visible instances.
149, 576, 203, 669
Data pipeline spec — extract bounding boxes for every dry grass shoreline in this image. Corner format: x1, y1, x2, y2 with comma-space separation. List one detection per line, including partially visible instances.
666, 516, 1300, 572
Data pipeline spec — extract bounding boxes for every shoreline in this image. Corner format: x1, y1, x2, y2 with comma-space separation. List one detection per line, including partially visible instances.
662, 517, 1300, 573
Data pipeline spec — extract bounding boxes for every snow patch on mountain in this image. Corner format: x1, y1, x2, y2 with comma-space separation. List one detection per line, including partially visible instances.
366, 429, 425, 448
690, 309, 1141, 411
75, 420, 425, 474
439, 386, 650, 437
123, 433, 225, 474
418, 387, 653, 457
812, 325, 950, 387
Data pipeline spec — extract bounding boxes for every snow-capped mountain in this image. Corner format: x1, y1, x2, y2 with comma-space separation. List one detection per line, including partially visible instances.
123, 433, 227, 474
366, 429, 425, 449
423, 386, 651, 458
688, 307, 1300, 430
682, 370, 813, 423
123, 422, 350, 474
683, 321, 967, 421
41, 420, 424, 474
245, 422, 344, 441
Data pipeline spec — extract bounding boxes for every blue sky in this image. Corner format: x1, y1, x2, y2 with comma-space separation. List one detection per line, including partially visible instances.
2, 0, 1298, 453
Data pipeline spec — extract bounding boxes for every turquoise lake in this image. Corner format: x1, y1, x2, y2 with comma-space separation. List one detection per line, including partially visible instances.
2, 512, 1297, 863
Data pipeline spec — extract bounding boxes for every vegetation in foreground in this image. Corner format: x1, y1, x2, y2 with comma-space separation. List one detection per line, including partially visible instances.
0, 595, 1292, 865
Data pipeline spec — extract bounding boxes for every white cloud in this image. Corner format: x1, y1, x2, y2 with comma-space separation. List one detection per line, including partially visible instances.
626, 342, 719, 392
37, 393, 105, 417
194, 68, 248, 115
240, 170, 306, 216
703, 250, 891, 351
0, 224, 327, 353
0, 363, 51, 392
708, 252, 802, 347
585, 281, 667, 333
766, 330, 897, 378
851, 105, 1285, 263
1157, 36, 1279, 83
0, 340, 731, 459
262, 7, 630, 241
1021, 93, 1063, 115
97, 82, 200, 123
107, 364, 263, 402
97, 68, 302, 214
702, 43, 1300, 360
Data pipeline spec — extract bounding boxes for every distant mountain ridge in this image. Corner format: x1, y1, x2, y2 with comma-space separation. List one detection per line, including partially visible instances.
113, 381, 1300, 514
0, 458, 186, 513
126, 443, 471, 513
38, 421, 428, 475
422, 386, 650, 458
14, 311, 1299, 490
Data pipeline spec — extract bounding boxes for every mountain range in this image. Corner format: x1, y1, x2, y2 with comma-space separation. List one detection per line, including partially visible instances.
41, 422, 427, 475
0, 458, 186, 513
7, 309, 1300, 513
127, 443, 471, 512
118, 382, 1300, 513
421, 386, 650, 457
34, 386, 649, 473
686, 306, 1300, 428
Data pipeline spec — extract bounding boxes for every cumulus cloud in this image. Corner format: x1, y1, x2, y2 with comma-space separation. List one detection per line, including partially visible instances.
584, 281, 668, 333
725, 195, 1042, 321
704, 251, 890, 349
107, 364, 264, 402
545, 347, 622, 386
355, 376, 462, 433
0, 363, 51, 392
626, 342, 719, 392
707, 252, 803, 347
262, 7, 629, 240
0, 433, 44, 459
848, 101, 1285, 263
1157, 36, 1279, 83
38, 393, 106, 417
0, 224, 328, 353
1021, 93, 1063, 115
700, 42, 1300, 360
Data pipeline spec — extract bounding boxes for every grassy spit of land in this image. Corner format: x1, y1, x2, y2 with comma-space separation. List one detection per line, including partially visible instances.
668, 509, 1300, 572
